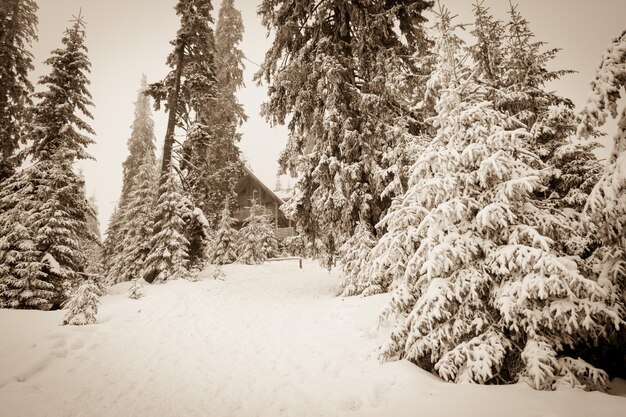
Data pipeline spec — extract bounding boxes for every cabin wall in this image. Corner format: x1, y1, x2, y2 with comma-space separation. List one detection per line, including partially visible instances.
234, 173, 291, 229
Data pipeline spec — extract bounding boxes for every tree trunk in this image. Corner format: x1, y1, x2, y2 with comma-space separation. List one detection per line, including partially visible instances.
160, 42, 185, 181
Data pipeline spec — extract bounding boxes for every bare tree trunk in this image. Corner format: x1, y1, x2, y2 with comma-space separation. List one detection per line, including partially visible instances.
160, 42, 185, 181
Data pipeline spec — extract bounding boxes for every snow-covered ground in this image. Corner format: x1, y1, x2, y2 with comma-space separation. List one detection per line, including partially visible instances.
1, 261, 625, 417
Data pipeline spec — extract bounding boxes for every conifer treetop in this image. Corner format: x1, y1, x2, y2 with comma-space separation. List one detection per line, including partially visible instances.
28, 15, 95, 162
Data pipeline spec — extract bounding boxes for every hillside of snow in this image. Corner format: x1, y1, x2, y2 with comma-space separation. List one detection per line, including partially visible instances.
1, 260, 625, 417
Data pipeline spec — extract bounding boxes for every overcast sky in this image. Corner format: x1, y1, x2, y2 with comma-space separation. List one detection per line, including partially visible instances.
30, 0, 626, 234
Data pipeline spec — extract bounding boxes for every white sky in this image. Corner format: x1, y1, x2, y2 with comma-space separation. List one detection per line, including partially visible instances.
30, 0, 626, 234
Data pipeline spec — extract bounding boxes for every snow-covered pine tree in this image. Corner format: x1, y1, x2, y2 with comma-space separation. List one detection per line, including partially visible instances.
0, 16, 98, 309
103, 76, 157, 280
237, 197, 277, 265
375, 8, 623, 391
106, 154, 157, 284
149, 0, 221, 267
338, 220, 376, 296
0, 168, 54, 309
62, 277, 100, 325
121, 75, 157, 203
208, 202, 238, 265
28, 17, 94, 162
578, 29, 626, 377
469, 2, 603, 257
178, 0, 246, 229
0, 0, 38, 181
257, 0, 433, 268
143, 170, 190, 283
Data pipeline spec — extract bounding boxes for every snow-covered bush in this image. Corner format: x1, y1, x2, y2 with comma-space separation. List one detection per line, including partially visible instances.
209, 265, 225, 281
62, 279, 101, 325
237, 198, 277, 265
127, 278, 143, 300
208, 203, 238, 265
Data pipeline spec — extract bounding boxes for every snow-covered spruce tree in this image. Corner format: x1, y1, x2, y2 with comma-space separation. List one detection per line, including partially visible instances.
62, 278, 100, 325
149, 0, 219, 267
103, 77, 157, 284
0, 17, 98, 309
375, 9, 623, 390
237, 197, 277, 265
257, 0, 433, 267
468, 1, 603, 257
0, 169, 53, 309
208, 202, 238, 265
103, 76, 157, 279
106, 155, 157, 284
121, 75, 157, 201
578, 29, 626, 377
176, 0, 246, 229
0, 0, 38, 181
338, 221, 376, 296
143, 170, 190, 283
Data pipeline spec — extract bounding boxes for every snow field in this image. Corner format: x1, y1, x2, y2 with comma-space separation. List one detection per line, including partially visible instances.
1, 261, 625, 417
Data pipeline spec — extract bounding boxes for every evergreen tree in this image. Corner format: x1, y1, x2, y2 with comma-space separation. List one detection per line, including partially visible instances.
208, 202, 238, 265
121, 75, 157, 202
0, 17, 98, 309
143, 170, 190, 283
0, 168, 53, 309
106, 155, 157, 284
0, 0, 38, 181
149, 0, 220, 267
103, 76, 157, 280
257, 0, 433, 267
374, 9, 622, 390
180, 0, 246, 228
62, 278, 100, 325
148, 0, 217, 177
127, 278, 143, 299
28, 17, 94, 162
237, 197, 277, 265
338, 220, 376, 296
578, 29, 626, 377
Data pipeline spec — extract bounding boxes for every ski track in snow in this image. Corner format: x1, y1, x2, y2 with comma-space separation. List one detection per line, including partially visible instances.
1, 261, 625, 417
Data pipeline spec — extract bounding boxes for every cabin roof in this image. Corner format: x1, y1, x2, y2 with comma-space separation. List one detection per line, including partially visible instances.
236, 165, 285, 206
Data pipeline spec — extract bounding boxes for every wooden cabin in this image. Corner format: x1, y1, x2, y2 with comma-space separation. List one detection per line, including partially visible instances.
234, 166, 295, 238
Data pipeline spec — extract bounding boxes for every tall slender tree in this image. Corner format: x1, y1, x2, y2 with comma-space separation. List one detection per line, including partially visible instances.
256, 0, 433, 267
148, 0, 217, 178
185, 0, 246, 227
0, 0, 38, 181
148, 0, 219, 269
102, 76, 157, 281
